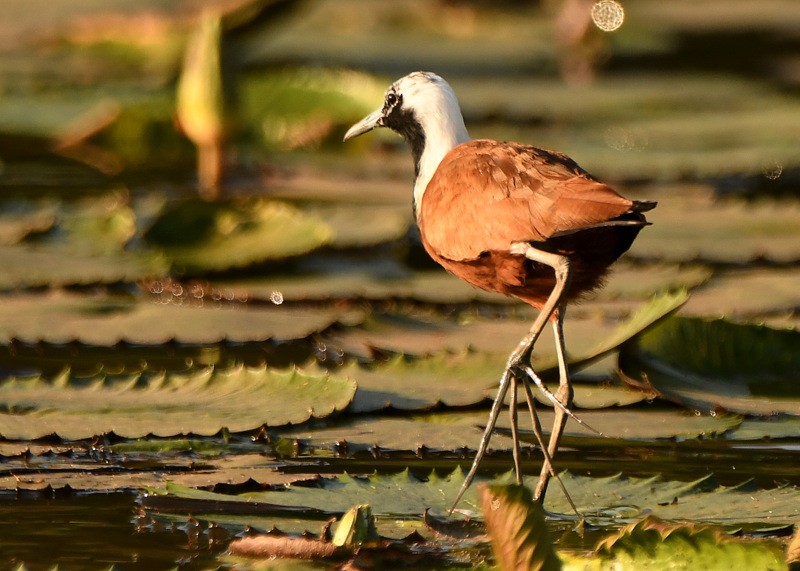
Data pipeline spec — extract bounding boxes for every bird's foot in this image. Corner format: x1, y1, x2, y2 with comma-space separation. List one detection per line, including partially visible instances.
520, 365, 604, 437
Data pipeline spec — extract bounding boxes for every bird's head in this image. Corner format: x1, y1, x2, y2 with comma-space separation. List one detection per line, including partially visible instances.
344, 71, 469, 155
344, 72, 470, 217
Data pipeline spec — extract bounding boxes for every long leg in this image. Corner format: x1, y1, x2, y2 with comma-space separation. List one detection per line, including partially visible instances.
533, 305, 573, 502
509, 374, 522, 485
521, 375, 579, 515
449, 245, 571, 513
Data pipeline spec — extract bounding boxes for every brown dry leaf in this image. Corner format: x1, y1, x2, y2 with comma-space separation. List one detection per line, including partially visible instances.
479, 484, 561, 571
787, 525, 800, 565
230, 534, 346, 560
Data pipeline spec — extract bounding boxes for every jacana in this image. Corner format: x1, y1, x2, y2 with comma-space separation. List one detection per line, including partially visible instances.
344, 71, 655, 510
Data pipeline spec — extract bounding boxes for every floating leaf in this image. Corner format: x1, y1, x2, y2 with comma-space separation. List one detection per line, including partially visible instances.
0, 245, 167, 289
59, 194, 138, 255
149, 469, 800, 528
346, 352, 650, 414
681, 268, 800, 319
480, 484, 561, 571
0, 291, 358, 345
563, 515, 788, 571
280, 408, 742, 453
346, 352, 503, 413
326, 290, 686, 370
144, 198, 333, 273
0, 364, 356, 440
305, 203, 411, 249
629, 192, 800, 264
550, 289, 689, 378
619, 316, 800, 415
241, 67, 386, 150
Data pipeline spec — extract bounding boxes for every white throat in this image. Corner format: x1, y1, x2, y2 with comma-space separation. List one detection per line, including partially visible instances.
407, 81, 470, 217
413, 122, 470, 217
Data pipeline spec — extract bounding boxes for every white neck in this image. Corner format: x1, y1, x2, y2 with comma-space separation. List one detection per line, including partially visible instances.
413, 126, 470, 216
411, 102, 470, 217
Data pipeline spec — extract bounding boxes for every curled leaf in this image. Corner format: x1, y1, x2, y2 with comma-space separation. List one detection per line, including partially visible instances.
479, 484, 562, 571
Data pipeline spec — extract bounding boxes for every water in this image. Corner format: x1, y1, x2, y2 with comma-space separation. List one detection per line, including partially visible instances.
0, 493, 224, 570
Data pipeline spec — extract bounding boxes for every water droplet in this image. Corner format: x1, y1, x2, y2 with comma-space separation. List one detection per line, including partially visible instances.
270, 290, 284, 305
591, 0, 624, 32
762, 160, 783, 180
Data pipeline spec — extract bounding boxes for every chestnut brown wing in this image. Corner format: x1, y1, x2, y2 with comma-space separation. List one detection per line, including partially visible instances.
418, 139, 636, 262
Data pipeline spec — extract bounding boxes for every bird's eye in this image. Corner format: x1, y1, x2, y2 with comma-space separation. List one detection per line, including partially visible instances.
386, 93, 398, 106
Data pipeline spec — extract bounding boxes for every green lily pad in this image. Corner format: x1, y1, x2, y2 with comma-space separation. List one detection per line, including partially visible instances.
327, 290, 687, 381
562, 516, 788, 571
144, 198, 333, 273
149, 469, 800, 527
279, 408, 742, 452
241, 67, 387, 150
619, 316, 800, 415
0, 206, 56, 245
346, 352, 648, 414
0, 245, 168, 289
304, 203, 411, 249
681, 268, 800, 319
0, 291, 361, 344
59, 192, 137, 254
0, 364, 356, 440
629, 191, 800, 264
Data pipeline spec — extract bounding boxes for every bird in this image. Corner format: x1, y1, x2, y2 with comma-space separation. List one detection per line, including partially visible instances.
344, 71, 655, 511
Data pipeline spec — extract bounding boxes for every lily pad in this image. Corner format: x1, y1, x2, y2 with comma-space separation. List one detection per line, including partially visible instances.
278, 408, 742, 452
144, 198, 333, 273
563, 516, 788, 571
0, 364, 356, 440
681, 268, 800, 319
0, 291, 361, 345
148, 469, 800, 527
304, 203, 411, 249
628, 191, 800, 264
0, 245, 167, 289
346, 352, 648, 414
619, 316, 800, 415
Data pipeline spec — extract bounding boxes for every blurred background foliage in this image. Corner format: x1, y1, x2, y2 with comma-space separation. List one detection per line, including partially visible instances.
0, 0, 799, 568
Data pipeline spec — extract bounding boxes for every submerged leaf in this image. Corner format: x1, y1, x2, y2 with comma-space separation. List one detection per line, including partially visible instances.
480, 484, 561, 571
619, 316, 800, 415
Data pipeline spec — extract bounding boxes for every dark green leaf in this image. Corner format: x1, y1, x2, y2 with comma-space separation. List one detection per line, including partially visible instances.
619, 316, 800, 415
144, 198, 333, 273
0, 364, 356, 439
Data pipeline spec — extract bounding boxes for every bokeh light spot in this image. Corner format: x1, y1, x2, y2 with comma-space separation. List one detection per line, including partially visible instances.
592, 0, 625, 32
